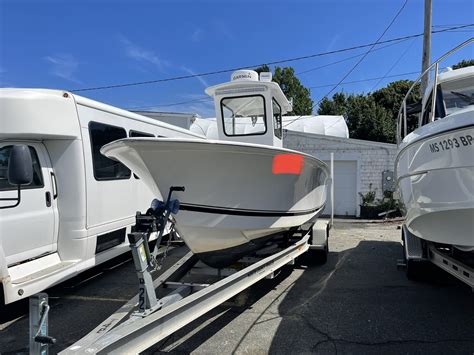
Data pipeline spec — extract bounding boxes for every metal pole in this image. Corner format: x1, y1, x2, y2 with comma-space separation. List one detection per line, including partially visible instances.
330, 152, 334, 227
430, 62, 439, 122
421, 0, 432, 95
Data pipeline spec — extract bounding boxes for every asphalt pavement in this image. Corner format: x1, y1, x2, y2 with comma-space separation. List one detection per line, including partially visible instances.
1, 220, 473, 354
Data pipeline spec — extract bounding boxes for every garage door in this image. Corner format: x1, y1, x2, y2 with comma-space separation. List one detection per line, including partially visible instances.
322, 160, 357, 216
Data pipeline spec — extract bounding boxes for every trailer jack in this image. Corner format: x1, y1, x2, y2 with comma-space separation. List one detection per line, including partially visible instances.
128, 186, 184, 316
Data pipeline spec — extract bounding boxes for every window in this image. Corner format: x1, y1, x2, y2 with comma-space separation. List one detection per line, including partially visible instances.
421, 93, 433, 126
421, 87, 445, 126
440, 77, 474, 116
221, 95, 267, 136
129, 130, 155, 138
272, 99, 282, 139
0, 146, 44, 191
128, 130, 154, 179
89, 122, 131, 180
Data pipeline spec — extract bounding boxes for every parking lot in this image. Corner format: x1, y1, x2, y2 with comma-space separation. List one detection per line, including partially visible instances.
1, 219, 473, 354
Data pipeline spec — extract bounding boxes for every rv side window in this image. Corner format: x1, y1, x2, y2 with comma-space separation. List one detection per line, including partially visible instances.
128, 130, 154, 179
129, 130, 155, 138
0, 145, 44, 191
89, 122, 131, 181
221, 95, 267, 136
272, 99, 282, 139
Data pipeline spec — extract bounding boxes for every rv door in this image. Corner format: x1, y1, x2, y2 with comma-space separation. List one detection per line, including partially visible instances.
0, 142, 58, 265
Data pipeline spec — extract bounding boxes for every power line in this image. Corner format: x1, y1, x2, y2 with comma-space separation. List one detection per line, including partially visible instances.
296, 38, 411, 75
432, 23, 473, 27
284, 0, 409, 128
369, 38, 417, 91
127, 96, 210, 110
123, 70, 430, 111
309, 71, 420, 89
70, 24, 473, 93
125, 41, 413, 111
318, 0, 409, 100
441, 30, 474, 33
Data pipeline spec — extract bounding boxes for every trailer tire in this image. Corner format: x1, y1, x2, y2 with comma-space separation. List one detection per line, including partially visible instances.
311, 246, 328, 265
405, 259, 429, 281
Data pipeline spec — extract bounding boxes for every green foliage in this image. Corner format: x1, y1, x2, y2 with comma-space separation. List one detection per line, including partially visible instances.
359, 184, 377, 206
254, 65, 313, 115
371, 80, 420, 119
254, 64, 271, 74
375, 191, 402, 217
318, 93, 347, 116
452, 59, 474, 70
317, 79, 421, 143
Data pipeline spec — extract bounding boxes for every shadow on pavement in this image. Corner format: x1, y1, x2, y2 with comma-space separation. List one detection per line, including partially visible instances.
267, 240, 474, 354
2, 239, 473, 354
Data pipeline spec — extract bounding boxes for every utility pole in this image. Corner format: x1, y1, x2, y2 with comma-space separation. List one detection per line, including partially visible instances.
421, 0, 432, 95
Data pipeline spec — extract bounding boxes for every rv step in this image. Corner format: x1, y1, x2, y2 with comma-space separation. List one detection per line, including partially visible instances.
10, 254, 76, 285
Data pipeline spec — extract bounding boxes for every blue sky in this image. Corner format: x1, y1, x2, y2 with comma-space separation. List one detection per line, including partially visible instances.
1, 0, 473, 117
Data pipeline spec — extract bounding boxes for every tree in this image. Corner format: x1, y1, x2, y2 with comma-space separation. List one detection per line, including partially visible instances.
371, 80, 420, 120
452, 59, 474, 70
317, 79, 421, 143
318, 93, 347, 116
254, 65, 313, 115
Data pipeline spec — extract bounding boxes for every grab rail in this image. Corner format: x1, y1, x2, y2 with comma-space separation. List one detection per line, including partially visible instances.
396, 37, 474, 145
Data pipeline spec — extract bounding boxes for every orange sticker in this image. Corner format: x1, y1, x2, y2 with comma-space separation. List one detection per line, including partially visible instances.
272, 154, 304, 175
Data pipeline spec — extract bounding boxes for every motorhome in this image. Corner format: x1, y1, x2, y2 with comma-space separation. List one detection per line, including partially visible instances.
0, 88, 204, 304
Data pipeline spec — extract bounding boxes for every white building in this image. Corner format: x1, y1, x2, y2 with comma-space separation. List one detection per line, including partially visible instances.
284, 131, 397, 217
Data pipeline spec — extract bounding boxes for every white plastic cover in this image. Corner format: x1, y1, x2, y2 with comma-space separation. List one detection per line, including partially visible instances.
191, 115, 349, 139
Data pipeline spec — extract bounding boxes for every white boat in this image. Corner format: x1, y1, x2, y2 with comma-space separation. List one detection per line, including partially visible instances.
102, 70, 330, 267
395, 39, 474, 252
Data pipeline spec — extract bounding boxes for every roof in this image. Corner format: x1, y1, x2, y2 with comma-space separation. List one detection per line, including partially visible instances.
205, 80, 292, 113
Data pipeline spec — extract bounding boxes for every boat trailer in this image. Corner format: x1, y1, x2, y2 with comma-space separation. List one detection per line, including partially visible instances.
29, 187, 330, 354
399, 224, 474, 290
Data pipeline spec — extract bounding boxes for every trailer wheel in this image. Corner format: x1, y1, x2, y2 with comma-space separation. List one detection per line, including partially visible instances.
310, 244, 328, 265
307, 226, 329, 265
405, 259, 429, 281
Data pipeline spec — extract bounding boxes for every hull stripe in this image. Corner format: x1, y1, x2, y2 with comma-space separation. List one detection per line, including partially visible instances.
179, 203, 325, 217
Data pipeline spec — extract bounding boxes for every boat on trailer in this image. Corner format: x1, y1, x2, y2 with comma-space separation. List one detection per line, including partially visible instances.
395, 38, 474, 286
102, 70, 330, 267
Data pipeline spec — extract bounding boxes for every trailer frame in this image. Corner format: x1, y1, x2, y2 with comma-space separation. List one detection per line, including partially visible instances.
59, 220, 328, 354
400, 224, 473, 290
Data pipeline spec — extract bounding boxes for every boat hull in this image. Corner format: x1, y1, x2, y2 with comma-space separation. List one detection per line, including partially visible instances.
396, 120, 474, 249
102, 138, 329, 267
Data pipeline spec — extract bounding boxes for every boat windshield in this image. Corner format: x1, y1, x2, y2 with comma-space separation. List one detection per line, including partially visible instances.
440, 76, 474, 115
221, 95, 266, 136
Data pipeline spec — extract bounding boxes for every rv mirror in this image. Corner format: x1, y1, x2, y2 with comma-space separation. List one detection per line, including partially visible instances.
8, 145, 33, 185
0, 145, 33, 210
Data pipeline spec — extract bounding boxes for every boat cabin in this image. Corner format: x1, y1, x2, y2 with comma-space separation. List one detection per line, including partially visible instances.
205, 70, 293, 147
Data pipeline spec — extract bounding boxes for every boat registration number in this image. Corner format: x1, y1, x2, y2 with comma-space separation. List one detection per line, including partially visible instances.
429, 134, 473, 153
